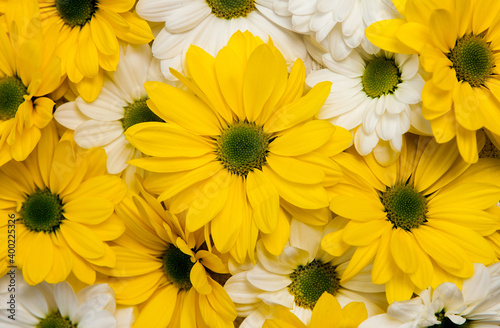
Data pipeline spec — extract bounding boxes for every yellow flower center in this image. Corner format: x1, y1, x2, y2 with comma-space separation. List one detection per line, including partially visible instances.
121, 97, 164, 131
0, 76, 27, 121
55, 0, 98, 27
215, 121, 271, 177
37, 312, 76, 328
288, 260, 340, 310
362, 56, 401, 98
20, 189, 65, 233
447, 33, 494, 87
162, 246, 194, 290
206, 0, 256, 19
381, 184, 428, 231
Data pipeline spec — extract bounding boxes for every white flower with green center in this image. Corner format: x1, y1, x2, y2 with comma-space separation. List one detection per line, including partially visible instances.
359, 263, 500, 327
54, 43, 170, 186
224, 219, 386, 327
0, 269, 135, 328
306, 48, 432, 165
135, 0, 314, 80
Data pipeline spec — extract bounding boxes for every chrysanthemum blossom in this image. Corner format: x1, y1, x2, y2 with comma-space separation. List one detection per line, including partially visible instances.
366, 0, 500, 163
98, 183, 236, 328
225, 220, 386, 327
125, 30, 352, 263
136, 0, 313, 80
306, 48, 431, 165
0, 270, 135, 328
0, 1, 63, 166
38, 0, 154, 102
322, 134, 500, 303
54, 43, 171, 186
359, 263, 500, 327
0, 122, 127, 285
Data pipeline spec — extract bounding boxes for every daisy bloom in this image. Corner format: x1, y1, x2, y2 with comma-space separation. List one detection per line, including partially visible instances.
38, 0, 154, 102
256, 0, 401, 61
360, 262, 500, 327
0, 122, 127, 285
306, 48, 431, 165
136, 0, 313, 80
322, 133, 500, 303
125, 30, 352, 262
366, 0, 500, 163
0, 1, 63, 166
98, 182, 237, 328
0, 269, 135, 328
54, 43, 170, 186
225, 219, 386, 327
263, 292, 368, 328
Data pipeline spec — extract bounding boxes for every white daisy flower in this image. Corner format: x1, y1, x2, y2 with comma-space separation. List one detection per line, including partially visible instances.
0, 269, 135, 328
54, 43, 172, 186
225, 219, 387, 327
135, 0, 314, 80
256, 0, 401, 61
306, 48, 432, 165
359, 262, 500, 327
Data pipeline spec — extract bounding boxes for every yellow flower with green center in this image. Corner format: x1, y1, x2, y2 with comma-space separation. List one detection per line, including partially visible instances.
0, 122, 127, 284
125, 31, 352, 263
322, 134, 500, 303
37, 0, 153, 102
0, 1, 63, 167
366, 0, 500, 163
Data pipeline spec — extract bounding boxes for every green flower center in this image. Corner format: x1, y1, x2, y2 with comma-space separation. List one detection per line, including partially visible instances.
448, 33, 494, 87
55, 0, 98, 27
215, 121, 271, 177
479, 131, 500, 159
205, 0, 256, 19
288, 260, 340, 310
162, 246, 194, 291
429, 310, 471, 328
0, 76, 28, 121
121, 97, 164, 131
362, 56, 401, 98
20, 189, 65, 233
381, 184, 428, 231
37, 311, 76, 328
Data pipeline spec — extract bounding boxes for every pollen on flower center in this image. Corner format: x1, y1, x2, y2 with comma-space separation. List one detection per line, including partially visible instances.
479, 132, 500, 159
381, 184, 428, 231
162, 246, 194, 290
288, 260, 340, 310
0, 76, 28, 121
215, 121, 271, 177
37, 311, 76, 328
55, 0, 98, 27
430, 310, 471, 328
121, 97, 164, 131
205, 0, 256, 19
362, 56, 401, 98
20, 189, 65, 233
447, 33, 494, 87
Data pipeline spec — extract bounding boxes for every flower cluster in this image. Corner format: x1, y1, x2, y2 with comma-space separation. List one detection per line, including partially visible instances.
1, 0, 500, 327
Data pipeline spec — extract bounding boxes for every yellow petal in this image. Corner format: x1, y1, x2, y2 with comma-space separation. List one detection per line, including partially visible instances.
191, 261, 212, 295
330, 195, 386, 221
90, 15, 119, 55
341, 241, 379, 282
366, 19, 417, 54
98, 0, 135, 12
60, 221, 105, 259
397, 22, 433, 53
453, 82, 483, 131
390, 229, 419, 273
429, 110, 456, 143
456, 125, 478, 163
310, 293, 342, 328
71, 250, 96, 284
276, 58, 305, 108
76, 24, 99, 77
261, 208, 290, 256
63, 197, 113, 224
342, 220, 386, 246
25, 232, 53, 284
267, 154, 325, 184
429, 9, 457, 53
129, 153, 217, 173
75, 70, 104, 103
133, 285, 177, 328
246, 169, 279, 234
115, 11, 153, 44
215, 45, 245, 120
431, 59, 456, 91
386, 268, 415, 303
455, 0, 472, 37
372, 228, 396, 284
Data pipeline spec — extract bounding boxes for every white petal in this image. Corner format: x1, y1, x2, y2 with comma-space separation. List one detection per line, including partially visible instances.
394, 82, 422, 105
225, 273, 262, 305
246, 264, 292, 292
289, 219, 323, 256
54, 102, 88, 130
257, 243, 309, 275
409, 104, 432, 135
74, 120, 123, 148
78, 311, 117, 328
162, 1, 211, 34
54, 282, 77, 319
335, 96, 370, 130
376, 113, 399, 140
289, 0, 316, 15
310, 12, 336, 42
103, 135, 136, 174
462, 263, 490, 305
136, 0, 184, 22
75, 87, 126, 121
291, 14, 312, 33
258, 288, 295, 308
18, 283, 48, 319
323, 51, 364, 77
327, 25, 353, 60
432, 283, 465, 312
359, 314, 405, 328
400, 54, 420, 80
355, 128, 379, 155
362, 101, 380, 133
115, 307, 136, 328
291, 305, 312, 325
331, 0, 354, 21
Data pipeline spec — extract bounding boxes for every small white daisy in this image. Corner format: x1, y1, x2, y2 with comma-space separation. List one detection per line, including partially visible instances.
135, 0, 314, 80
306, 48, 432, 165
225, 219, 387, 327
0, 269, 135, 328
359, 262, 500, 327
54, 43, 172, 186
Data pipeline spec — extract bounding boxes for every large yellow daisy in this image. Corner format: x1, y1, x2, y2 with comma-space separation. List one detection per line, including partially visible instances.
366, 0, 500, 163
322, 133, 500, 303
38, 0, 153, 102
0, 1, 63, 166
126, 31, 352, 263
0, 122, 127, 285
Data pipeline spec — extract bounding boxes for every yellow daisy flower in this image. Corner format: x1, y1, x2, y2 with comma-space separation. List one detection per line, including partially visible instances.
38, 0, 154, 102
99, 183, 236, 328
0, 122, 127, 285
366, 0, 500, 163
125, 30, 352, 263
322, 133, 500, 303
0, 1, 63, 166
263, 293, 368, 328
